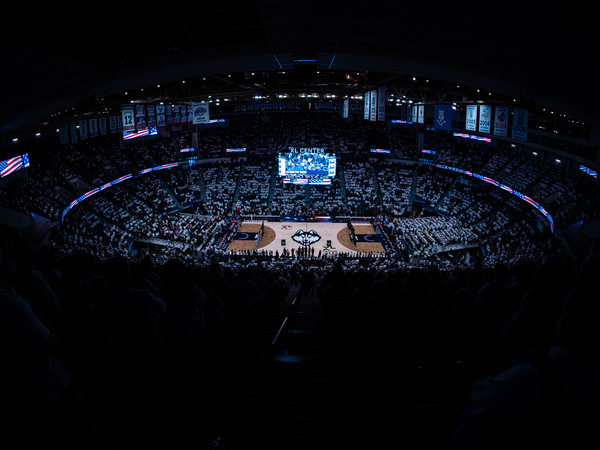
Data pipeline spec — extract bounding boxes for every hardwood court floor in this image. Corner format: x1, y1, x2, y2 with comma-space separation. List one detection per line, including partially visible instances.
227, 222, 385, 254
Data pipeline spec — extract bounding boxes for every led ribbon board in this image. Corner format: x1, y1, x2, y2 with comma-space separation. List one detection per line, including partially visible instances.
61, 163, 179, 222
283, 179, 331, 185
580, 165, 597, 178
123, 127, 157, 140
370, 149, 390, 154
0, 153, 29, 178
431, 163, 554, 232
453, 132, 491, 142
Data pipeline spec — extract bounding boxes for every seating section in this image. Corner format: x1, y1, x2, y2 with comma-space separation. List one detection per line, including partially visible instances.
2, 113, 599, 272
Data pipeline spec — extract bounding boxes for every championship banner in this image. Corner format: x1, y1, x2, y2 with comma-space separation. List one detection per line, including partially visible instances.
377, 87, 386, 121
157, 104, 165, 127
342, 99, 349, 119
400, 106, 407, 122
166, 105, 173, 125
59, 123, 69, 144
89, 118, 98, 138
370, 90, 377, 121
493, 106, 508, 137
187, 104, 193, 123
174, 105, 181, 125
79, 120, 88, 139
511, 108, 529, 141
433, 105, 452, 130
412, 106, 418, 123
192, 102, 210, 124
180, 105, 187, 123
117, 115, 123, 131
109, 116, 118, 134
99, 117, 107, 136
478, 105, 491, 133
417, 105, 424, 124
136, 105, 146, 130
70, 122, 78, 143
122, 105, 135, 132
145, 105, 155, 128
466, 105, 478, 131
364, 91, 370, 120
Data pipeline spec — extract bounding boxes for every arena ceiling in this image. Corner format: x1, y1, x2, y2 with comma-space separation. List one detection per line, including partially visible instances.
1, 1, 598, 137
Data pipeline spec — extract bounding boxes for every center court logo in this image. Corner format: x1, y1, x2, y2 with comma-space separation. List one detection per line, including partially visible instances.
291, 229, 321, 246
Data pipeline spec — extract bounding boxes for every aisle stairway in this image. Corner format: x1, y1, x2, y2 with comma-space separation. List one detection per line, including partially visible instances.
132, 283, 473, 450
205, 286, 379, 449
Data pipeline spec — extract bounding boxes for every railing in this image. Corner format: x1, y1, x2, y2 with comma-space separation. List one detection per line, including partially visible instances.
207, 436, 224, 450
270, 291, 302, 361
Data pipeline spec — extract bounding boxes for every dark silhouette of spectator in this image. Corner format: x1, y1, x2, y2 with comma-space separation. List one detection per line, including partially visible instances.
159, 258, 205, 346
451, 273, 481, 315
93, 256, 166, 442
230, 268, 258, 313
1, 284, 108, 449
9, 238, 68, 344
494, 260, 571, 370
451, 277, 600, 449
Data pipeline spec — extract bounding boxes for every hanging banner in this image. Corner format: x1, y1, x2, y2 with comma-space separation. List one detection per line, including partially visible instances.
99, 117, 107, 135
79, 120, 88, 139
180, 105, 187, 123
109, 116, 118, 133
342, 99, 349, 119
70, 122, 78, 143
174, 105, 181, 125
370, 90, 377, 121
146, 105, 156, 128
466, 105, 478, 131
157, 104, 165, 127
417, 105, 424, 124
192, 102, 210, 124
412, 106, 418, 123
377, 87, 386, 121
478, 105, 491, 133
494, 106, 509, 137
400, 106, 407, 122
433, 105, 452, 130
187, 104, 193, 123
122, 105, 135, 132
511, 108, 529, 141
166, 105, 173, 125
136, 105, 146, 130
117, 115, 123, 131
59, 123, 69, 144
89, 118, 98, 137
364, 91, 370, 120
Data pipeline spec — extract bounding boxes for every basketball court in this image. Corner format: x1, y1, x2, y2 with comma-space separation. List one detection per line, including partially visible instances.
227, 221, 386, 254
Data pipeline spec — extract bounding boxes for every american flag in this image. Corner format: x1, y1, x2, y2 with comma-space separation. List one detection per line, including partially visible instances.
0, 155, 24, 178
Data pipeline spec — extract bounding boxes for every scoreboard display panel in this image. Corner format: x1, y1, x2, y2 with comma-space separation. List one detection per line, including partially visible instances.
278, 147, 336, 182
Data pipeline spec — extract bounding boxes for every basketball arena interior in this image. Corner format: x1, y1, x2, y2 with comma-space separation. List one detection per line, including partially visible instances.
1, 2, 599, 449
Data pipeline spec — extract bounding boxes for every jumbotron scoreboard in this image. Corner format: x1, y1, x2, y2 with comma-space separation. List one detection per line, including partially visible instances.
277, 147, 336, 185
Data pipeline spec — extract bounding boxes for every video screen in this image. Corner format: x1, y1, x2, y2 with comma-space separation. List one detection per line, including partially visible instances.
370, 148, 390, 154
123, 127, 157, 140
278, 148, 336, 179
